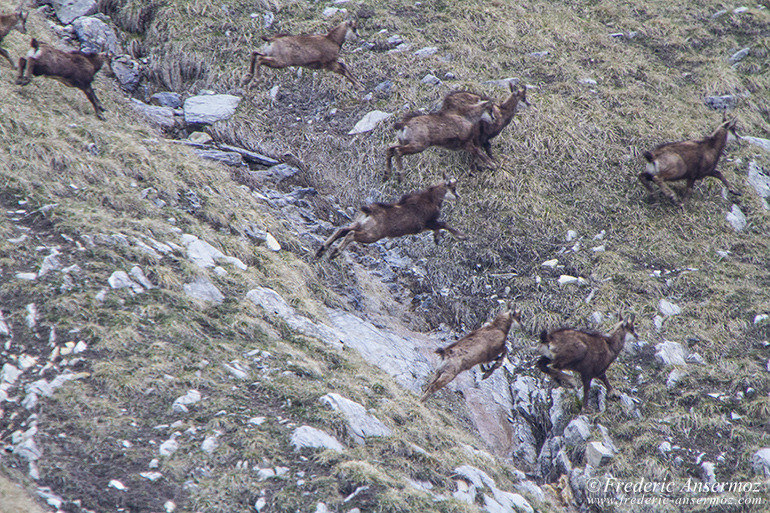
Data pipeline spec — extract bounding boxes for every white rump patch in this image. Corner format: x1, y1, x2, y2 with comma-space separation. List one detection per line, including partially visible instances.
480, 111, 494, 123
538, 344, 554, 358
445, 190, 457, 201
26, 47, 41, 59
645, 161, 659, 176
397, 127, 410, 143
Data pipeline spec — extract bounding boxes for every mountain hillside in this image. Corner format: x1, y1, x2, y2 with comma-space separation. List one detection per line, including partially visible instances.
1, 0, 769, 512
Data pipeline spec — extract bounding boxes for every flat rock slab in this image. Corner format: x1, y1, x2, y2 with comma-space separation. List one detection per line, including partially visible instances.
183, 276, 224, 304
194, 149, 243, 167
184, 94, 241, 125
748, 160, 770, 210
53, 0, 97, 25
291, 425, 344, 452
655, 341, 687, 367
320, 393, 392, 444
151, 92, 183, 109
130, 100, 176, 129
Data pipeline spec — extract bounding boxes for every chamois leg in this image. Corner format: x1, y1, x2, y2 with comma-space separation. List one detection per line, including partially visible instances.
638, 172, 655, 193
581, 374, 594, 411
0, 48, 16, 69
483, 141, 494, 160
598, 372, 619, 399
426, 220, 467, 243
480, 347, 506, 380
15, 57, 31, 85
651, 176, 680, 204
241, 51, 262, 87
327, 230, 356, 260
316, 226, 351, 259
711, 170, 742, 196
386, 144, 423, 182
466, 141, 496, 169
537, 357, 579, 388
82, 85, 105, 120
385, 146, 397, 181
680, 177, 696, 204
419, 368, 457, 402
328, 60, 361, 89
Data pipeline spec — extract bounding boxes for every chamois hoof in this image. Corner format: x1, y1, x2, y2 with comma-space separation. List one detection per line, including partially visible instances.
15, 77, 31, 86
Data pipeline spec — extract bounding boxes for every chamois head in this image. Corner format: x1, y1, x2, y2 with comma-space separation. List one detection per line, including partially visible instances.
13, 9, 26, 33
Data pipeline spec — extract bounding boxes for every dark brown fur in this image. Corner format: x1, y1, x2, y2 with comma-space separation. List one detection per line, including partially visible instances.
241, 20, 360, 88
16, 38, 107, 119
315, 179, 465, 260
639, 118, 741, 204
0, 8, 27, 69
537, 315, 636, 410
420, 308, 522, 402
442, 82, 529, 159
385, 98, 494, 181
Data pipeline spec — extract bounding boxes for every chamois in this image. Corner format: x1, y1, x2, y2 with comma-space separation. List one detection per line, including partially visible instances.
385, 98, 495, 181
537, 315, 636, 411
639, 118, 742, 204
420, 307, 522, 402
443, 82, 529, 160
0, 7, 26, 69
315, 178, 465, 260
241, 20, 361, 88
16, 38, 108, 119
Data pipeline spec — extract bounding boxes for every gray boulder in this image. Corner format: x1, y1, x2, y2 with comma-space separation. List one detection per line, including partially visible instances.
184, 94, 241, 125
564, 416, 591, 446
72, 16, 119, 53
748, 160, 770, 210
655, 341, 687, 367
319, 393, 392, 444
704, 95, 736, 111
585, 441, 613, 467
53, 0, 97, 25
751, 448, 770, 476
110, 56, 141, 92
726, 204, 747, 232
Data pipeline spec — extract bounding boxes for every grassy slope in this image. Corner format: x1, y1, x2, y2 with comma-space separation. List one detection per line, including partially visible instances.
1, 0, 769, 511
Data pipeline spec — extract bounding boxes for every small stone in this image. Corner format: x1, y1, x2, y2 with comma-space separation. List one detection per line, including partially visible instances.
129, 266, 154, 289
257, 468, 276, 480
255, 497, 267, 511
1, 364, 22, 384
659, 441, 672, 455
348, 110, 392, 135
386, 35, 403, 46
188, 132, 213, 145
248, 417, 266, 425
729, 47, 751, 64
659, 299, 681, 317
38, 250, 61, 277
194, 149, 243, 167
322, 6, 346, 17
591, 245, 605, 252
704, 95, 737, 111
25, 303, 37, 329
184, 94, 242, 125
655, 341, 687, 367
108, 480, 127, 491
566, 230, 578, 241
726, 204, 747, 231
421, 73, 441, 86
172, 389, 201, 414
413, 46, 438, 58
263, 11, 274, 29
140, 471, 163, 481
590, 312, 603, 324
527, 51, 549, 58
164, 501, 176, 513
579, 78, 598, 85
563, 416, 591, 446
108, 271, 143, 293
151, 92, 183, 109
16, 273, 37, 281
701, 462, 716, 484
149, 458, 159, 469
541, 259, 558, 268
666, 368, 688, 390
201, 432, 221, 454
751, 448, 770, 476
754, 314, 769, 325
